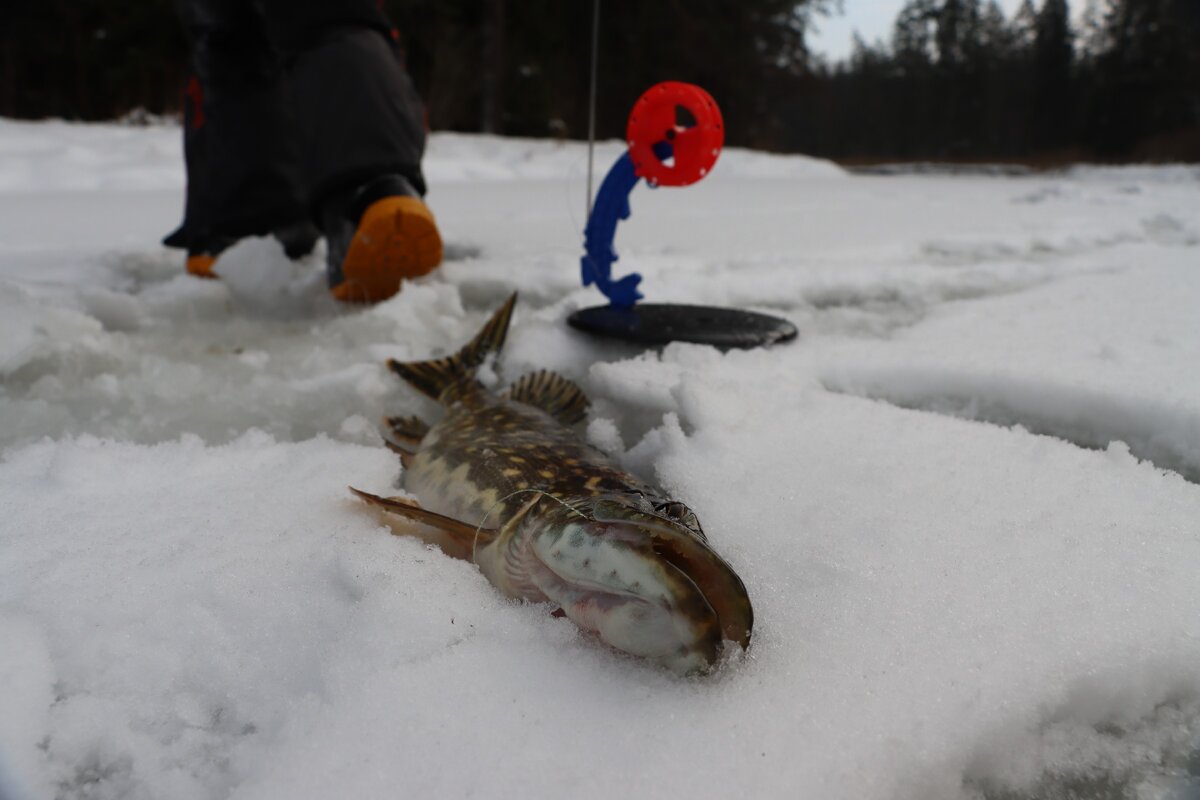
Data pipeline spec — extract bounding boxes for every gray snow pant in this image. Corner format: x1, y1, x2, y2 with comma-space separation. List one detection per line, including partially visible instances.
172, 0, 428, 253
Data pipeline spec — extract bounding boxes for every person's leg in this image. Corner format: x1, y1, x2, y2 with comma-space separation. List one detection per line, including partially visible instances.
160, 75, 208, 258
176, 0, 313, 277
264, 0, 442, 302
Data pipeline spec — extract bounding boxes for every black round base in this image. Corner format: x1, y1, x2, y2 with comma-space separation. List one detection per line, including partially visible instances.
567, 303, 797, 349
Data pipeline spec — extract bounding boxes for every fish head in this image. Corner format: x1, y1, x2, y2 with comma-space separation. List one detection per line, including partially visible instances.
526, 496, 753, 674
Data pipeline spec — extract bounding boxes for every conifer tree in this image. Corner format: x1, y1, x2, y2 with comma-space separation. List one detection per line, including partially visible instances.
1032, 0, 1074, 148
1090, 0, 1200, 155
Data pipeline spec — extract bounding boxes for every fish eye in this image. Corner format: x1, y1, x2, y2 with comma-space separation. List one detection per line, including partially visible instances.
653, 501, 705, 539
654, 501, 690, 520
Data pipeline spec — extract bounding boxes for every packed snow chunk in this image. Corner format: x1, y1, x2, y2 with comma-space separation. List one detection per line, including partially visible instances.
501, 295, 620, 382
0, 434, 467, 800
211, 236, 333, 318
0, 281, 103, 377
823, 367, 1200, 485
76, 286, 146, 332
5, 120, 1200, 800
586, 416, 625, 454
963, 668, 1200, 799
0, 119, 184, 194
643, 351, 1200, 798
0, 615, 56, 800
589, 352, 684, 414
0, 273, 477, 450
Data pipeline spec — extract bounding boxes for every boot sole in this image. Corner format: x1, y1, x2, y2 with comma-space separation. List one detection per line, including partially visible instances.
331, 196, 443, 303
187, 254, 218, 279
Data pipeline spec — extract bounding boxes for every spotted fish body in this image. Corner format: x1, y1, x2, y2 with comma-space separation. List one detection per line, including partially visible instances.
353, 294, 752, 673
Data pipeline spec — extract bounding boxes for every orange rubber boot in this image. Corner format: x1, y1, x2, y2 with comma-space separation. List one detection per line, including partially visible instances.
182, 223, 318, 281
330, 195, 443, 303
186, 253, 219, 279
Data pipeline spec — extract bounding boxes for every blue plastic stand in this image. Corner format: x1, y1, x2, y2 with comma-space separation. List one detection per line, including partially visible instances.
580, 143, 673, 308
571, 141, 798, 349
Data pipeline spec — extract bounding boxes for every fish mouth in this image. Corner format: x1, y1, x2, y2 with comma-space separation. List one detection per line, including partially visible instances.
526, 512, 753, 673
648, 525, 753, 650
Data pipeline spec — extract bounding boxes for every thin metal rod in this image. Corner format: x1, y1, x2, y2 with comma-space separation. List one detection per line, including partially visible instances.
586, 0, 600, 218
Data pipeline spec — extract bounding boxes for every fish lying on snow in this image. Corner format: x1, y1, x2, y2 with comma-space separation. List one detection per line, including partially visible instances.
351, 294, 752, 673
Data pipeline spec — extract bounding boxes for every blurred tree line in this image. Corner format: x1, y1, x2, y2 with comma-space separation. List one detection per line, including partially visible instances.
793, 0, 1200, 161
2, 0, 187, 121
1, 0, 1196, 162
382, 0, 830, 149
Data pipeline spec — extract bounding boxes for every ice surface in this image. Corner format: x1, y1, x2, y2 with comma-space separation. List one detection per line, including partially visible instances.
2, 120, 1200, 800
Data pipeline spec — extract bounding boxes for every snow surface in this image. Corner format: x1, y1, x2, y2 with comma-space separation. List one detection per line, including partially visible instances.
2, 118, 1200, 800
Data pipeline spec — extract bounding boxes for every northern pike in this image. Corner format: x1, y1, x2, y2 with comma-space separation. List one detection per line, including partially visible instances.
351, 294, 752, 673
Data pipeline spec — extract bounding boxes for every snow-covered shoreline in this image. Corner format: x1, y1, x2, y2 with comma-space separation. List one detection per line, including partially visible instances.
2, 119, 1200, 800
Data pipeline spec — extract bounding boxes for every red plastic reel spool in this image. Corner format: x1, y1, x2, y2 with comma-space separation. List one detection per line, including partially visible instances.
626, 81, 724, 187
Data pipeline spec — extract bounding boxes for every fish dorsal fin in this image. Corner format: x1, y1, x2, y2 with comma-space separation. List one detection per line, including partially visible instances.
503, 370, 590, 425
388, 293, 517, 402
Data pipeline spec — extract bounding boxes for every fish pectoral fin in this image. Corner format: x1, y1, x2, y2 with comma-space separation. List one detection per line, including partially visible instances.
349, 487, 497, 561
503, 370, 590, 425
381, 439, 416, 469
502, 493, 543, 531
384, 415, 430, 446
382, 414, 428, 468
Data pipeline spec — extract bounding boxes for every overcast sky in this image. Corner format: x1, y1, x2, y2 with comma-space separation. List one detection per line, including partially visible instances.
808, 0, 1027, 61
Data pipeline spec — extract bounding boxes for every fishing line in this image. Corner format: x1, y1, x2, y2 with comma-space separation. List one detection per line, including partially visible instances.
470, 487, 590, 564
585, 0, 601, 219
559, 0, 601, 246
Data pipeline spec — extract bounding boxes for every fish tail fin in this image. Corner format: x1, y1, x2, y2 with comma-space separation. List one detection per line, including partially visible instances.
387, 292, 517, 400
